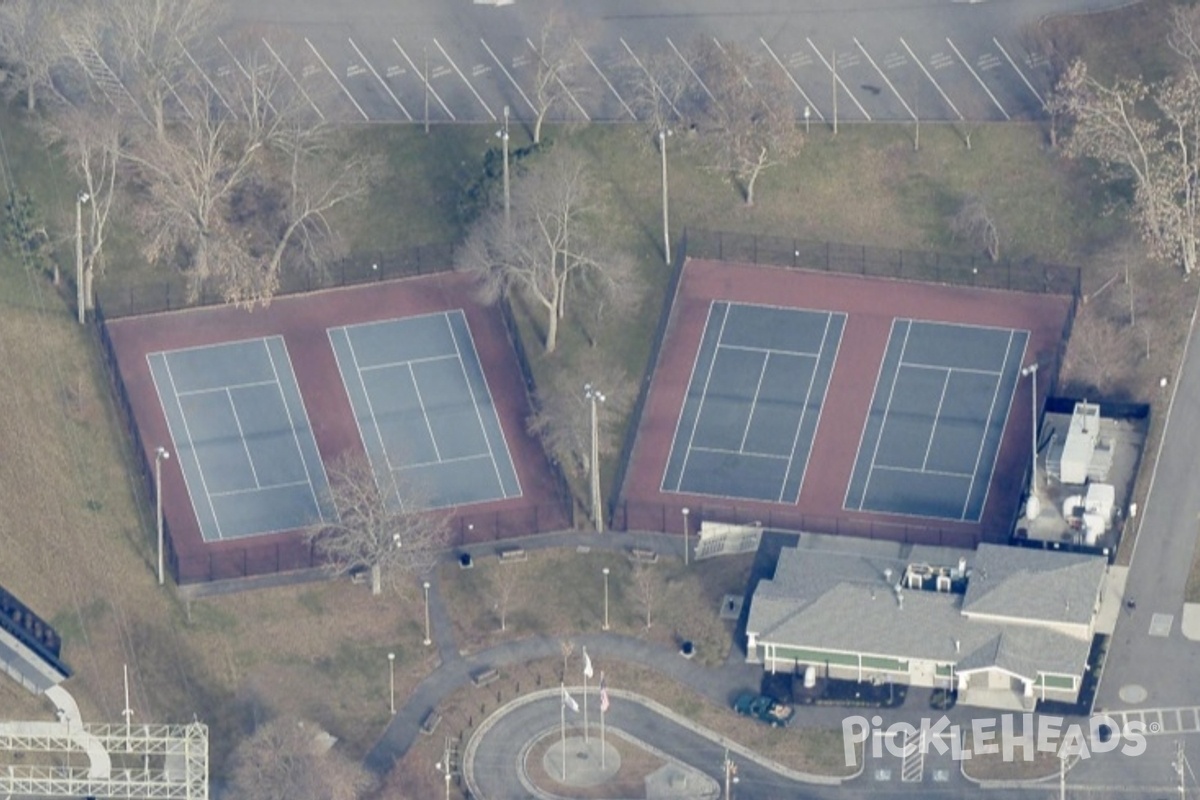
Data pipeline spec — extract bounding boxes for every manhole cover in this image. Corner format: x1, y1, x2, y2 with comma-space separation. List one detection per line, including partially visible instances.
1119, 684, 1148, 704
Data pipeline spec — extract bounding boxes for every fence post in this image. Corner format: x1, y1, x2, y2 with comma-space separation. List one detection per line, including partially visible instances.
718, 231, 724, 261
753, 234, 758, 264
792, 240, 798, 268
825, 241, 831, 270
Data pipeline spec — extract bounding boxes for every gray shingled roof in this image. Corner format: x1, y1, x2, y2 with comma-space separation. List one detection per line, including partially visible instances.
962, 543, 1107, 626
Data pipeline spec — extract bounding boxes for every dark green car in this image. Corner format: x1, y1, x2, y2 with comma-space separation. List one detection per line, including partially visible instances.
732, 692, 795, 727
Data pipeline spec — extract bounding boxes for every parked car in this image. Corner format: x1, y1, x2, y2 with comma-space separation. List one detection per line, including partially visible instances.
733, 692, 795, 727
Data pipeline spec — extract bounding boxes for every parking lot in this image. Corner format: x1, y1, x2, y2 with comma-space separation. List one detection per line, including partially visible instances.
181, 26, 1051, 125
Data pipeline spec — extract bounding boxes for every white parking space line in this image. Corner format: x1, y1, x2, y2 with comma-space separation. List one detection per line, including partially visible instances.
760, 38, 824, 120
946, 38, 1009, 119
393, 40, 455, 121
899, 38, 962, 120
525, 39, 590, 119
622, 39, 683, 118
479, 38, 536, 114
668, 37, 717, 105
854, 38, 915, 120
348, 38, 412, 120
304, 38, 368, 120
806, 39, 871, 120
577, 42, 636, 120
179, 39, 235, 116
993, 38, 1046, 109
434, 38, 496, 120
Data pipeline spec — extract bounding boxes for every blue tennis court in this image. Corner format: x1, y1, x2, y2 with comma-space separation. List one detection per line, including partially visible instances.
148, 337, 334, 541
328, 310, 522, 510
661, 302, 846, 503
844, 319, 1028, 521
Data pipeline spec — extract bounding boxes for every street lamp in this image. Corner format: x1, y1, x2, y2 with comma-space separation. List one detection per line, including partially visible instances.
496, 106, 510, 227
155, 447, 170, 585
602, 567, 610, 630
1021, 363, 1040, 519
584, 383, 606, 532
681, 507, 690, 567
387, 652, 396, 714
423, 580, 432, 646
436, 761, 452, 800
75, 191, 90, 325
804, 105, 811, 135
658, 128, 673, 264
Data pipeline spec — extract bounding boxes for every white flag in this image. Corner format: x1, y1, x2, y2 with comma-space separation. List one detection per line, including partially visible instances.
582, 648, 593, 679
562, 685, 579, 713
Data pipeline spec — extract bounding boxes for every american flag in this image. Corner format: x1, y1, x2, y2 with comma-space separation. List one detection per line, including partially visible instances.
599, 672, 609, 714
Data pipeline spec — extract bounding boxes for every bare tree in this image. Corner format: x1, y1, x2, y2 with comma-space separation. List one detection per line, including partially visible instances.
625, 48, 695, 138
950, 194, 1001, 262
227, 716, 374, 800
559, 638, 574, 680
631, 563, 657, 629
305, 452, 450, 596
456, 149, 634, 353
527, 11, 589, 144
692, 40, 803, 205
0, 0, 67, 111
491, 561, 524, 632
1063, 308, 1132, 396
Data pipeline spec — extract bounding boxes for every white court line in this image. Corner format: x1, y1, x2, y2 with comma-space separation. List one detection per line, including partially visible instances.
266, 337, 329, 522
854, 38, 916, 120
966, 331, 1026, 523
691, 446, 790, 461
946, 38, 1009, 119
760, 38, 824, 121
859, 320, 913, 509
903, 362, 1002, 377
621, 38, 682, 119
525, 38, 590, 119
719, 342, 819, 358
576, 41, 636, 119
959, 330, 1013, 520
661, 302, 719, 493
258, 37, 323, 119
443, 313, 507, 497
738, 352, 772, 453
210, 479, 310, 498
779, 312, 837, 502
177, 378, 279, 396
160, 355, 225, 540
304, 37, 369, 120
360, 353, 459, 372
434, 38, 496, 120
843, 318, 901, 511
479, 38, 536, 114
921, 369, 952, 471
669, 36, 717, 105
407, 363, 442, 462
806, 39, 872, 120
225, 388, 262, 488
899, 38, 963, 120
393, 40, 455, 120
178, 39, 235, 116
677, 304, 733, 489
993, 37, 1046, 109
348, 37, 412, 120
873, 465, 973, 479
394, 453, 492, 471
456, 310, 524, 498
333, 326, 400, 488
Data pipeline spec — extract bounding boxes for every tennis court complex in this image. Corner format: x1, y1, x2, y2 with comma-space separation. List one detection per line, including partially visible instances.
328, 311, 522, 510
661, 302, 846, 503
148, 337, 335, 542
844, 319, 1028, 521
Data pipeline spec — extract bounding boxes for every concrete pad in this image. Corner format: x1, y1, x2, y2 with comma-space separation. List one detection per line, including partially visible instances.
1149, 613, 1174, 637
542, 735, 620, 787
1181, 604, 1200, 641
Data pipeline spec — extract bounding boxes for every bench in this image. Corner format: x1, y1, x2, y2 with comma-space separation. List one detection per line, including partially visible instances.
472, 668, 499, 688
498, 547, 527, 563
420, 709, 443, 736
629, 548, 659, 564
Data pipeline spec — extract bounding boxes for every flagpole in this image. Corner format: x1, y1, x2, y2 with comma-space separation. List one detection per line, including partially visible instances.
560, 682, 567, 781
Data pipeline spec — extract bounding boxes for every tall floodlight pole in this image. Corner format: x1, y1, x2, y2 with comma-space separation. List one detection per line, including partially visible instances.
387, 652, 396, 714
423, 580, 432, 646
682, 507, 690, 566
659, 128, 672, 264
585, 384, 606, 532
497, 106, 511, 228
155, 447, 170, 585
1021, 363, 1040, 518
75, 191, 89, 324
602, 567, 610, 630
804, 105, 811, 135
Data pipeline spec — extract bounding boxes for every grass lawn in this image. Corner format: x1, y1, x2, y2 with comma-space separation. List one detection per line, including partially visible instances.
437, 549, 753, 666
960, 729, 1063, 781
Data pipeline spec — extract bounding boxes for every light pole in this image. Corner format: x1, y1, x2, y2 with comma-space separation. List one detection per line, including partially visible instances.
1021, 363, 1040, 519
602, 567, 610, 630
387, 652, 396, 714
497, 106, 510, 228
436, 761, 452, 800
75, 191, 89, 325
804, 105, 811, 135
658, 128, 672, 264
423, 580, 432, 646
682, 507, 690, 566
585, 383, 606, 532
155, 447, 170, 585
